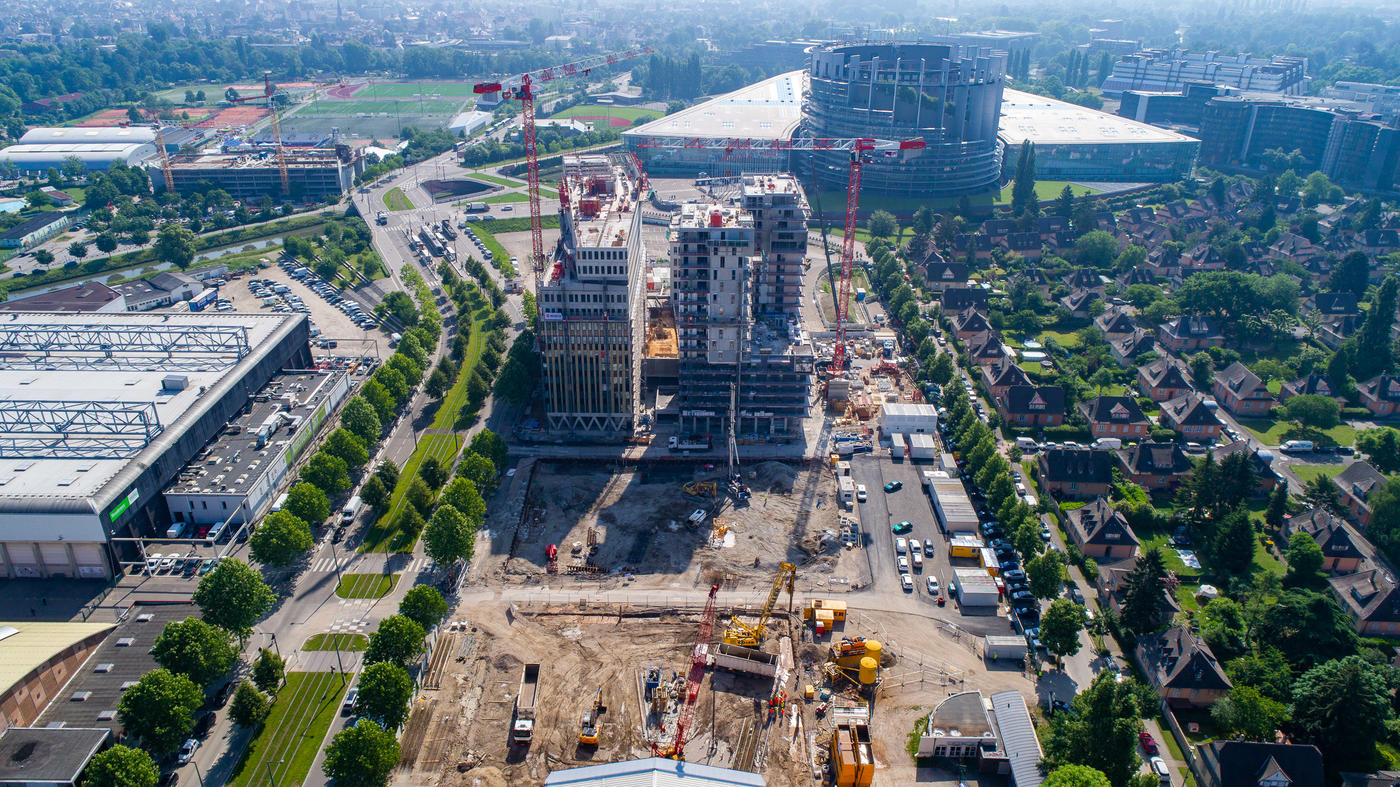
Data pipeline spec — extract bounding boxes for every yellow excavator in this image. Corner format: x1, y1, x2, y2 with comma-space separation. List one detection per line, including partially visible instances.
723, 562, 796, 648
578, 687, 605, 745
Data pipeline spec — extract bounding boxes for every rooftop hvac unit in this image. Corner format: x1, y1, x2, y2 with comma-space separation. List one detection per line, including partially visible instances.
163, 374, 190, 391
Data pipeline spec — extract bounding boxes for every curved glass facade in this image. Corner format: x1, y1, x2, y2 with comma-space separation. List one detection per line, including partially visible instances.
803, 43, 1007, 198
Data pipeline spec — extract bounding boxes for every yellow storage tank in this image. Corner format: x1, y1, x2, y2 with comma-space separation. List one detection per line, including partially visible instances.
858, 656, 879, 685
836, 639, 880, 669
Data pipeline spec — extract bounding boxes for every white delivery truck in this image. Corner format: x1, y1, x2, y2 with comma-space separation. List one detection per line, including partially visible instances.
342, 495, 363, 524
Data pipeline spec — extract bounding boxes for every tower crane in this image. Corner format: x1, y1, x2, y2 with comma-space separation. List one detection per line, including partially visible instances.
722, 561, 795, 648
629, 136, 925, 373
231, 73, 290, 195
653, 583, 719, 760
472, 46, 653, 293
151, 125, 176, 193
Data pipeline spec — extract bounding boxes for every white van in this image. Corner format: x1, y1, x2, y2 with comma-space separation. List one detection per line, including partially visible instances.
342, 495, 363, 524
1281, 440, 1314, 453
166, 522, 187, 539
1015, 436, 1038, 451
1093, 437, 1122, 449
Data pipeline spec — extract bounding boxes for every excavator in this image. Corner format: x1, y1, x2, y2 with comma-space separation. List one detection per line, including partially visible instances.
578, 687, 605, 746
723, 562, 796, 648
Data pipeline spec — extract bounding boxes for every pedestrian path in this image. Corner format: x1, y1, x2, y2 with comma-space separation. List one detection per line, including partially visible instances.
326, 598, 375, 634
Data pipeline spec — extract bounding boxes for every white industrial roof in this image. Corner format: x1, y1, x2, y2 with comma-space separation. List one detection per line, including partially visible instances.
0, 312, 299, 505
883, 403, 939, 418
543, 757, 766, 786
999, 88, 1198, 146
990, 691, 1044, 787
625, 70, 804, 141
0, 142, 156, 167
19, 126, 158, 145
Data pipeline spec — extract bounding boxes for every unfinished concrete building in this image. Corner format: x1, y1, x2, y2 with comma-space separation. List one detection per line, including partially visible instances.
537, 154, 646, 435
742, 174, 808, 319
670, 202, 813, 437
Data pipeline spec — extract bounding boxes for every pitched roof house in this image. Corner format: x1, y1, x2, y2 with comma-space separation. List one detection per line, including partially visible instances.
1139, 357, 1194, 402
1197, 741, 1324, 787
1284, 508, 1366, 574
1280, 372, 1343, 403
1065, 497, 1139, 559
1109, 327, 1157, 366
1329, 568, 1400, 637
1079, 395, 1151, 440
1358, 374, 1400, 418
1213, 361, 1276, 416
997, 385, 1065, 427
1136, 625, 1232, 708
1116, 442, 1194, 490
1158, 392, 1224, 441
1158, 315, 1224, 352
1036, 447, 1115, 499
1333, 461, 1386, 527
1095, 307, 1136, 336
980, 356, 1033, 399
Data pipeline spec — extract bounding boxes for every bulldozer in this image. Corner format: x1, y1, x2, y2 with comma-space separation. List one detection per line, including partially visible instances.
578, 687, 605, 746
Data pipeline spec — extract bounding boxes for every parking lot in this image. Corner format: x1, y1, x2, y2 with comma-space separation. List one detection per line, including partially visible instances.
213, 262, 391, 359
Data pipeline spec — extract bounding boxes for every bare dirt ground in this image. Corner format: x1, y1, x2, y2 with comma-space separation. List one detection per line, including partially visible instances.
481, 461, 867, 593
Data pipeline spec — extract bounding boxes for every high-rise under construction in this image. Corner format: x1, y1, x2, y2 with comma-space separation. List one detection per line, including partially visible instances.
536, 154, 645, 435
669, 176, 813, 438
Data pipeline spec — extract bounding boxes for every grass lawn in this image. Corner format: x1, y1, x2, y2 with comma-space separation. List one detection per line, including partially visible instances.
812, 190, 997, 218
1237, 418, 1357, 447
227, 672, 348, 787
335, 573, 396, 598
995, 180, 1101, 205
301, 99, 464, 116
550, 104, 661, 123
1039, 330, 1083, 349
383, 187, 414, 212
356, 81, 477, 98
1291, 464, 1348, 483
482, 192, 530, 204
302, 632, 368, 651
472, 173, 524, 187
468, 225, 516, 277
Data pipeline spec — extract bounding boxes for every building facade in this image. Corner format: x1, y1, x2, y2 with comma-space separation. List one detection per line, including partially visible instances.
1100, 49, 1308, 96
537, 155, 646, 436
741, 175, 807, 319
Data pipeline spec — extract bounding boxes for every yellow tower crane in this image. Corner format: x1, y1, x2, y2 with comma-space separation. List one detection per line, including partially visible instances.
723, 561, 795, 648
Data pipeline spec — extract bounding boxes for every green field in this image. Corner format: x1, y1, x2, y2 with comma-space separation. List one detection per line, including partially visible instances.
468, 225, 516, 276
995, 180, 1102, 204
1238, 418, 1357, 447
550, 103, 661, 123
482, 192, 530, 204
335, 573, 397, 599
356, 81, 477, 99
228, 672, 347, 787
302, 633, 368, 651
383, 188, 414, 212
472, 173, 524, 187
301, 99, 463, 116
1290, 464, 1349, 484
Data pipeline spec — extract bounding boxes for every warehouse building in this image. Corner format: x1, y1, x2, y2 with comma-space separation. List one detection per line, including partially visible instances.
952, 569, 1000, 607
0, 282, 126, 314
163, 145, 366, 201
0, 211, 74, 250
0, 127, 158, 177
0, 312, 311, 579
0, 726, 110, 787
998, 89, 1200, 182
544, 757, 765, 786
0, 622, 114, 732
924, 470, 978, 536
879, 403, 938, 435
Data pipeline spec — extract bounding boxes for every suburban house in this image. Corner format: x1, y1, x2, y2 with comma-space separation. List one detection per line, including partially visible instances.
1094, 307, 1136, 337
1079, 396, 1151, 440
1136, 625, 1232, 708
968, 334, 1009, 366
1036, 447, 1116, 499
1138, 357, 1193, 402
953, 307, 993, 343
1280, 372, 1344, 403
1329, 568, 1400, 637
1358, 375, 1400, 418
951, 233, 992, 262
923, 258, 970, 291
1213, 361, 1276, 417
1196, 741, 1324, 787
1109, 327, 1157, 366
1211, 440, 1282, 494
1333, 461, 1386, 527
1118, 267, 1158, 287
941, 286, 989, 313
1116, 442, 1194, 491
1158, 315, 1224, 353
996, 385, 1066, 428
1063, 268, 1104, 291
1065, 497, 1139, 559
1310, 292, 1362, 333
1059, 288, 1098, 319
1002, 231, 1042, 261
1284, 509, 1366, 574
1158, 392, 1224, 441
980, 357, 1033, 399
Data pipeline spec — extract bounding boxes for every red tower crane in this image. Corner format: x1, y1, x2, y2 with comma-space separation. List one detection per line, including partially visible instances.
629, 136, 926, 373
652, 583, 719, 760
231, 73, 291, 195
472, 46, 653, 292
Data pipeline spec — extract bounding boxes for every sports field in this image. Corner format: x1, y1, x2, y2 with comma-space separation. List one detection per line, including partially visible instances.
336, 573, 397, 599
299, 99, 464, 116
354, 81, 477, 99
551, 104, 661, 124
228, 672, 348, 787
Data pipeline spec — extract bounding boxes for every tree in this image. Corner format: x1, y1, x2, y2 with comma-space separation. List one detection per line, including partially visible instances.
83, 745, 159, 787
303, 451, 351, 495
325, 428, 369, 470
928, 352, 955, 385
374, 460, 400, 490
1284, 394, 1340, 430
404, 476, 434, 516
1041, 598, 1087, 662
1253, 589, 1358, 670
1014, 515, 1045, 559
1120, 548, 1168, 634
152, 617, 237, 687
1189, 352, 1214, 389
230, 680, 272, 727
323, 720, 400, 787
1055, 184, 1077, 223
440, 477, 486, 523
424, 503, 475, 566
1207, 507, 1256, 577
866, 210, 897, 240
252, 647, 285, 694
68, 241, 88, 259
117, 669, 203, 754
1264, 483, 1290, 530
469, 429, 508, 469
1041, 672, 1144, 787
24, 189, 53, 209
354, 662, 414, 730
1011, 140, 1037, 217
1302, 475, 1343, 516
375, 291, 419, 326
1043, 765, 1112, 787
1358, 427, 1400, 474
455, 451, 497, 492
342, 396, 382, 445
1330, 251, 1371, 296
1198, 597, 1248, 660
1355, 276, 1400, 381
1027, 550, 1066, 600
193, 558, 276, 639
1285, 531, 1325, 586
1074, 230, 1118, 269
399, 585, 448, 631
1291, 655, 1400, 764
34, 249, 54, 266
364, 614, 426, 668
361, 475, 389, 512
1210, 685, 1288, 742
249, 510, 314, 567
153, 224, 196, 270
285, 482, 330, 525
418, 455, 447, 489
94, 231, 119, 253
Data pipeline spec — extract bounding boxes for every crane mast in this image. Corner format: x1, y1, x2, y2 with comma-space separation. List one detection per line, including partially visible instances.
653, 583, 718, 760
231, 73, 290, 195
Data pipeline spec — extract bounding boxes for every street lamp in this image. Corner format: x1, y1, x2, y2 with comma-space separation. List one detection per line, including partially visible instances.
191, 760, 207, 787
268, 632, 280, 659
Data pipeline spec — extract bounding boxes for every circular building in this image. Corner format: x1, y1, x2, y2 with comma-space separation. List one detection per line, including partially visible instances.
803, 42, 1007, 198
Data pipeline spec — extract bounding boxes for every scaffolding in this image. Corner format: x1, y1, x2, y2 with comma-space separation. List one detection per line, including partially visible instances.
0, 399, 163, 459
0, 323, 251, 370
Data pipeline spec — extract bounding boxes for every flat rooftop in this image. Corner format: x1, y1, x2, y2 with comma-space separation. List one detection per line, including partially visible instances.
171, 149, 351, 170
999, 88, 1200, 146
166, 369, 348, 498
742, 173, 802, 197
0, 282, 121, 313
627, 70, 804, 141
0, 726, 109, 785
673, 203, 753, 230
0, 312, 302, 504
561, 155, 640, 251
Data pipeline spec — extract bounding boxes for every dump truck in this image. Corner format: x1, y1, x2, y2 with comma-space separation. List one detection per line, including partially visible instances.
512, 663, 540, 745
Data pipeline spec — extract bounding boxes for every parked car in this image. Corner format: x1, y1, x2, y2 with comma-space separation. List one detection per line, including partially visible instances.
892, 520, 913, 534
901, 574, 914, 591
883, 480, 903, 493
1139, 731, 1159, 755
923, 538, 936, 555
178, 739, 199, 764
895, 537, 907, 553
856, 484, 868, 502
926, 576, 940, 593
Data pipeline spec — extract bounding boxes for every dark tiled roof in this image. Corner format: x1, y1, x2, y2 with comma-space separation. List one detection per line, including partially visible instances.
942, 287, 989, 311
1199, 742, 1324, 787
1111, 328, 1156, 359
1060, 288, 1098, 312
1217, 361, 1270, 399
1001, 385, 1065, 416
1138, 625, 1232, 694
1313, 292, 1359, 315
1079, 395, 1148, 425
1286, 508, 1364, 562
1118, 442, 1192, 476
1140, 357, 1192, 390
1282, 373, 1340, 399
1160, 315, 1223, 340
1040, 447, 1115, 484
1335, 462, 1386, 501
1095, 308, 1136, 334
953, 307, 991, 334
1359, 375, 1400, 404
1330, 569, 1400, 624
983, 357, 1032, 390
1064, 268, 1103, 289
1068, 497, 1139, 548
1160, 392, 1221, 428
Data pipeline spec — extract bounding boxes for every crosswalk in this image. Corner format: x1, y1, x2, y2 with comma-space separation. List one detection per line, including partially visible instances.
327, 598, 374, 634
308, 556, 435, 574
